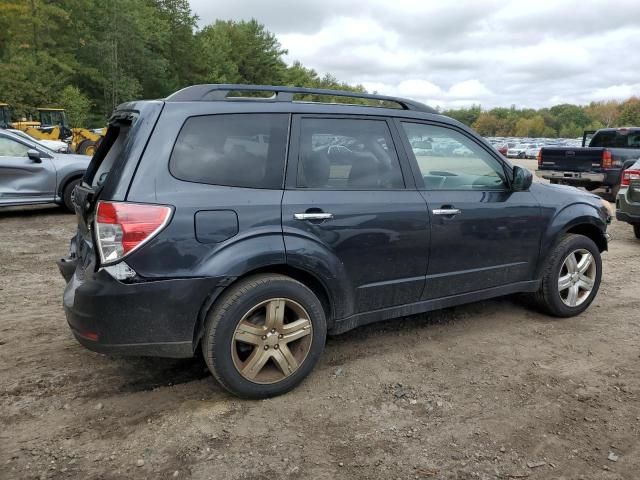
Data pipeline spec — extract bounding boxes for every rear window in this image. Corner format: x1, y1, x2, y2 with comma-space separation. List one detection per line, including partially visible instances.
590, 130, 640, 148
169, 114, 289, 189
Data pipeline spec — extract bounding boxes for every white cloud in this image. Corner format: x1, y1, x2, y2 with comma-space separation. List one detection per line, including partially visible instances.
190, 0, 640, 109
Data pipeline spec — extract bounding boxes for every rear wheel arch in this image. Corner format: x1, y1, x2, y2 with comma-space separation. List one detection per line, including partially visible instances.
192, 265, 334, 350
57, 172, 85, 199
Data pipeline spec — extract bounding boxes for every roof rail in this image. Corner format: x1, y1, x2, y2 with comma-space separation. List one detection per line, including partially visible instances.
165, 84, 437, 114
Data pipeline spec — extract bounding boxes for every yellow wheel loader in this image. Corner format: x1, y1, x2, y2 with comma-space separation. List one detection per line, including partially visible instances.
10, 107, 104, 156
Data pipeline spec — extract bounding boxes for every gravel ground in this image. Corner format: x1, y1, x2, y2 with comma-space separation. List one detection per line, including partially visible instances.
1, 189, 639, 480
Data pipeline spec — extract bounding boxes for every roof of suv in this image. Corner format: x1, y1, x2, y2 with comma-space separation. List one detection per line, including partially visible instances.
165, 84, 439, 115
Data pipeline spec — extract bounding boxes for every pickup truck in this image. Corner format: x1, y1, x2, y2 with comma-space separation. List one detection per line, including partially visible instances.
536, 127, 640, 200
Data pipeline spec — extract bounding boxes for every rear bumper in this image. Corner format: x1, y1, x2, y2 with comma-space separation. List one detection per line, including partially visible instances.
536, 170, 605, 183
60, 262, 227, 358
616, 211, 640, 224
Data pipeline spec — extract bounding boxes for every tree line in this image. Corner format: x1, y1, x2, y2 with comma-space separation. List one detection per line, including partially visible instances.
443, 99, 640, 138
0, 0, 363, 127
1, 0, 638, 134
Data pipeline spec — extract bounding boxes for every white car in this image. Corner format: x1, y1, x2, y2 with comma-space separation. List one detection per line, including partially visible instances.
507, 144, 533, 158
526, 145, 542, 159
7, 129, 70, 153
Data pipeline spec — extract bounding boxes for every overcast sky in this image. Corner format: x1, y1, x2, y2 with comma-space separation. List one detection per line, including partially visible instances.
190, 0, 640, 109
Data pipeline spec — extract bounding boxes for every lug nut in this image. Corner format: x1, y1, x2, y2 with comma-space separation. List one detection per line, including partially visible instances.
274, 344, 279, 349
278, 334, 283, 339
271, 328, 276, 333
262, 335, 267, 340
264, 345, 269, 350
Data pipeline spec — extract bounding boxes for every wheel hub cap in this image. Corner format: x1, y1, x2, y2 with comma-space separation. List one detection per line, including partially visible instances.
231, 298, 313, 384
558, 249, 596, 307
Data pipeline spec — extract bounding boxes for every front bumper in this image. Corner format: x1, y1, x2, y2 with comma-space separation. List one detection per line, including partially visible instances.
58, 259, 227, 358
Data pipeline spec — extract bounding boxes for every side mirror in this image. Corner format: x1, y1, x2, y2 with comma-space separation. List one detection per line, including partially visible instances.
27, 149, 42, 163
512, 165, 533, 191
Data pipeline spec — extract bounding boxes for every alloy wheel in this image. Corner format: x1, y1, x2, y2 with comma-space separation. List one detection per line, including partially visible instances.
558, 249, 596, 307
231, 298, 313, 384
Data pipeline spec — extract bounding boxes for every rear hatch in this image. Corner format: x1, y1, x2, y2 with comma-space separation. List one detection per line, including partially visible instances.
59, 101, 164, 282
539, 147, 605, 172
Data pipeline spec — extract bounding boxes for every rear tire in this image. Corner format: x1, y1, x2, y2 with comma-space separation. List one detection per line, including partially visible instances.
62, 178, 81, 213
531, 234, 602, 317
605, 184, 620, 202
202, 274, 327, 398
550, 179, 559, 184
634, 224, 640, 239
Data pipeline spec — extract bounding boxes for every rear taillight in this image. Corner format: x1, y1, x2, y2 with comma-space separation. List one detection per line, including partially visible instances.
536, 149, 542, 166
621, 169, 640, 186
602, 150, 613, 168
95, 201, 172, 264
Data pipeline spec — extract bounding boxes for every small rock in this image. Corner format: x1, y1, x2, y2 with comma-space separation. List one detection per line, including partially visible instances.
527, 461, 546, 468
173, 471, 179, 478
94, 403, 103, 410
607, 452, 618, 462
334, 367, 343, 377
436, 401, 443, 407
136, 459, 145, 467
500, 447, 506, 453
338, 462, 344, 467
63, 404, 70, 410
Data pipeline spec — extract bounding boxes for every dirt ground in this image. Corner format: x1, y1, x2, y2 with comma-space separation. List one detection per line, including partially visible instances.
1, 188, 640, 479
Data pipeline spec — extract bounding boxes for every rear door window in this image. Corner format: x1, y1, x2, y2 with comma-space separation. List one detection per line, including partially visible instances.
296, 118, 404, 189
169, 114, 289, 189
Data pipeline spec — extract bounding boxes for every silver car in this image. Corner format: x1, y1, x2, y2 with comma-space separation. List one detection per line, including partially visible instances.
0, 129, 90, 211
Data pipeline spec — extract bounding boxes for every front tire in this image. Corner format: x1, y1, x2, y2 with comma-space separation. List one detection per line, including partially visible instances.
532, 234, 602, 317
202, 274, 327, 398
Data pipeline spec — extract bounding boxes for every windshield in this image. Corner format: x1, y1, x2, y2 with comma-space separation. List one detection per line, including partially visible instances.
590, 130, 640, 148
7, 129, 57, 154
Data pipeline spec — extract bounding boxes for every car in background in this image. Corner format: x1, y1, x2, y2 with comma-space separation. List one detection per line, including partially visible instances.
526, 144, 542, 159
7, 128, 70, 153
0, 129, 89, 211
616, 160, 640, 238
508, 143, 534, 159
537, 127, 640, 200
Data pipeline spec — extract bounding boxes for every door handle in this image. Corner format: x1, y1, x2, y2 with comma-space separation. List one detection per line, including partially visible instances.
294, 212, 334, 221
432, 208, 461, 216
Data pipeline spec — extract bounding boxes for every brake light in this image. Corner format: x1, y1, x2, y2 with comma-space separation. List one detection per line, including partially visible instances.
621, 169, 640, 186
602, 150, 612, 168
95, 201, 172, 264
537, 149, 542, 166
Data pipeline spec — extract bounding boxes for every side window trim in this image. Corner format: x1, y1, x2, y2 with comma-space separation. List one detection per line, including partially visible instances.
285, 114, 410, 191
393, 118, 513, 191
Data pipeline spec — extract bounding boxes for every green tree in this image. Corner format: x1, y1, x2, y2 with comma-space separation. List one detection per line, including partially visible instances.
619, 97, 640, 126
472, 113, 500, 136
59, 85, 91, 127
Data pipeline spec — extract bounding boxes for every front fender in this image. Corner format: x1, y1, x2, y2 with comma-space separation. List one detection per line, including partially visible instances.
541, 201, 607, 257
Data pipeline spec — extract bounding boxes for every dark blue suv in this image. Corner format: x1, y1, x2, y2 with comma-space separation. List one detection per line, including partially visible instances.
58, 85, 611, 398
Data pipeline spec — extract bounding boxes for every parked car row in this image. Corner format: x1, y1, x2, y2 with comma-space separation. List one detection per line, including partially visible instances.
486, 137, 582, 159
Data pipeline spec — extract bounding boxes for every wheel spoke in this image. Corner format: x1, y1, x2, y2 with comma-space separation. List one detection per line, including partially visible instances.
265, 299, 286, 330
234, 321, 265, 345
281, 318, 312, 344
567, 284, 579, 307
565, 252, 578, 273
241, 348, 271, 380
577, 252, 593, 274
558, 274, 572, 292
578, 274, 594, 290
271, 344, 299, 375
